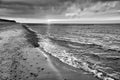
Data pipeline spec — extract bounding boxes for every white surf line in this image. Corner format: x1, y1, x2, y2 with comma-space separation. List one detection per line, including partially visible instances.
1, 16, 120, 24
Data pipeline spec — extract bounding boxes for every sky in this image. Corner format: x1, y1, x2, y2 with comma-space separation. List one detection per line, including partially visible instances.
0, 0, 120, 23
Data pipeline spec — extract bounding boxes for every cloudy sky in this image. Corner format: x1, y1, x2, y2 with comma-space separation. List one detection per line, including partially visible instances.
0, 0, 120, 23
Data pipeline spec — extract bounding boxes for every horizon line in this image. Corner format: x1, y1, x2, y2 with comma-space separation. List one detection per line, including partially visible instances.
1, 16, 120, 24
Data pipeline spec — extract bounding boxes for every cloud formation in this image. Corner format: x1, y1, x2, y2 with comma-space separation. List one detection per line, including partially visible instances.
0, 0, 119, 19
64, 1, 120, 18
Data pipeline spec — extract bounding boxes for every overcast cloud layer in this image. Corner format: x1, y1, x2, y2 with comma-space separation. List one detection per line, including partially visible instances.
0, 0, 120, 20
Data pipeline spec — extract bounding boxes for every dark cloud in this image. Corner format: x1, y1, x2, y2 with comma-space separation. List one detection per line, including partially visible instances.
0, 0, 119, 7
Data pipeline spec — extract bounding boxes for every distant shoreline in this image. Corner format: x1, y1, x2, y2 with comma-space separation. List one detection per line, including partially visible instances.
0, 17, 120, 24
